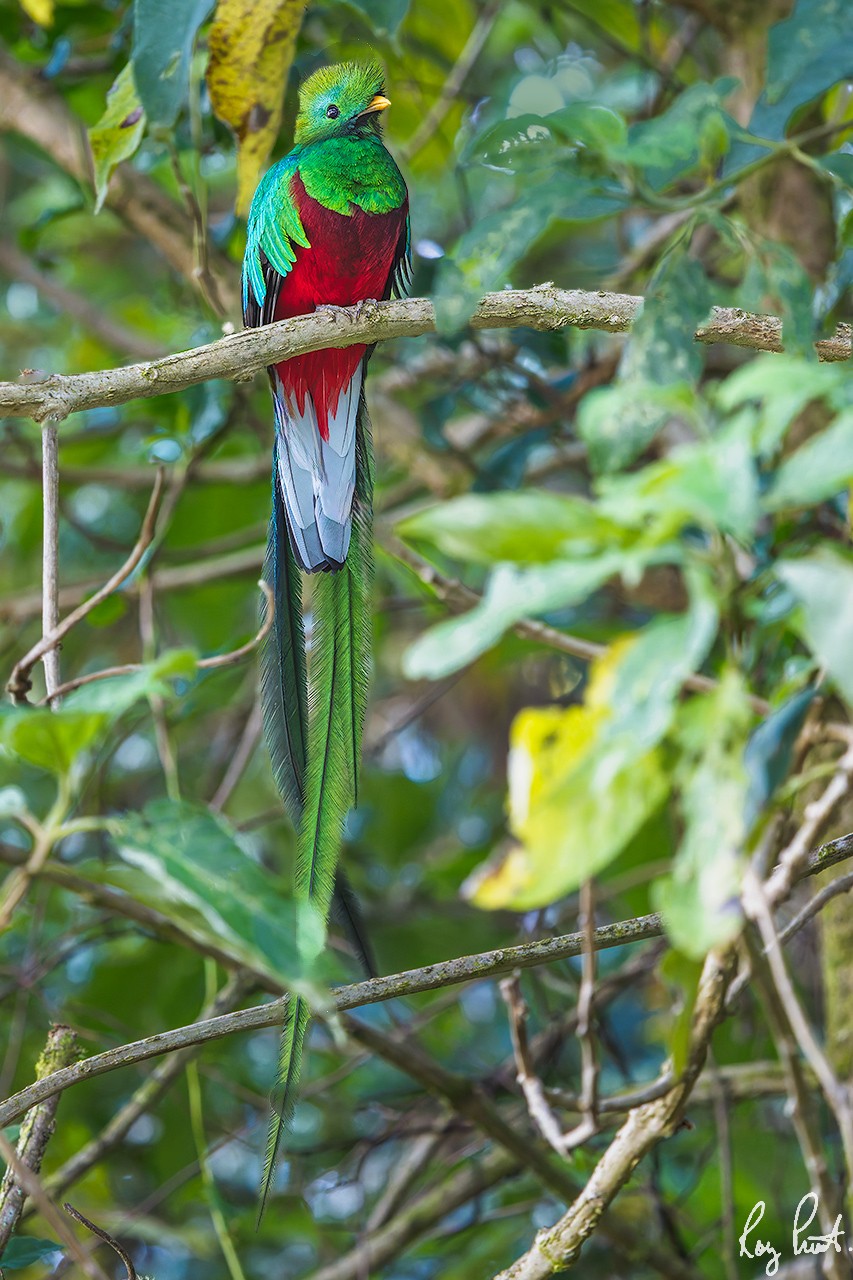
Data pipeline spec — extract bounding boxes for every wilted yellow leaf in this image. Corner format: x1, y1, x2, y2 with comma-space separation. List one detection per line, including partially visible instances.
19, 0, 53, 26
469, 639, 667, 912
88, 64, 146, 214
207, 0, 304, 216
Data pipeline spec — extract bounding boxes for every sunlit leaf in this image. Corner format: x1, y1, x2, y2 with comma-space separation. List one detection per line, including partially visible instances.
597, 427, 759, 541
18, 0, 53, 25
207, 0, 304, 215
467, 643, 669, 910
88, 64, 146, 214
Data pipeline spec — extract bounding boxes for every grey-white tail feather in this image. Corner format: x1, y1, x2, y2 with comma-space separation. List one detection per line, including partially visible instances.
272, 366, 363, 573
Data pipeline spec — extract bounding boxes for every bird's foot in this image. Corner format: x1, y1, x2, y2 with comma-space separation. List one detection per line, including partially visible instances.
352, 297, 379, 322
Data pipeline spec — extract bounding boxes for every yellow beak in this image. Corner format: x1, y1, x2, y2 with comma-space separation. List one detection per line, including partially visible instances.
363, 93, 391, 115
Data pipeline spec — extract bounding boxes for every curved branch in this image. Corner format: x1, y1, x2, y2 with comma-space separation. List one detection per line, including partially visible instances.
0, 827, 850, 1131
1, 286, 850, 424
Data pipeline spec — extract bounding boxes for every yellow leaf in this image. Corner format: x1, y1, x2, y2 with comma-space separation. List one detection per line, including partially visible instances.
471, 639, 667, 911
19, 0, 53, 26
207, 0, 304, 217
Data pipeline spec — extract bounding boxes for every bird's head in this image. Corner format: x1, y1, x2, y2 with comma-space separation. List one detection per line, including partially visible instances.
294, 61, 391, 145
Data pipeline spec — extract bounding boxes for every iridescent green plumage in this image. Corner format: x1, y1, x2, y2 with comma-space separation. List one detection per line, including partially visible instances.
246, 59, 409, 1217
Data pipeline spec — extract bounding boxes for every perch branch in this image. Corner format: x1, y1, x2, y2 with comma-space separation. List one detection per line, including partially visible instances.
1, 286, 850, 425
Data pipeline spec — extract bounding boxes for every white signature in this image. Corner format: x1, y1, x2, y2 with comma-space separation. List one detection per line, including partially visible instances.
739, 1195, 847, 1276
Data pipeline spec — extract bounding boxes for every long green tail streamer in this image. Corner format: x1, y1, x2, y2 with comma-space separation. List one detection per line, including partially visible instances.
259, 397, 374, 1215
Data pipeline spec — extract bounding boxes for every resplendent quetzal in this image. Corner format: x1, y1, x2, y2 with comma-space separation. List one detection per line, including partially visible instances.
242, 61, 410, 1210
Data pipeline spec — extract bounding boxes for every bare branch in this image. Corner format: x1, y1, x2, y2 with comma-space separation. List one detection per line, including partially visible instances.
0, 1132, 110, 1280
39, 579, 274, 704
40, 425, 61, 705
1, 287, 850, 425
0, 48, 236, 313
63, 1205, 137, 1280
0, 1026, 77, 1252
6, 469, 166, 703
1, 825, 851, 1133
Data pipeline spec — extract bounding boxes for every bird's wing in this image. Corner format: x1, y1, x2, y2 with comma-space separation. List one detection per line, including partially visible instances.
386, 206, 412, 300
242, 155, 310, 327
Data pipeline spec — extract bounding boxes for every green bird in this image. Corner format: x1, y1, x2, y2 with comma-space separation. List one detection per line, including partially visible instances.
242, 60, 410, 1212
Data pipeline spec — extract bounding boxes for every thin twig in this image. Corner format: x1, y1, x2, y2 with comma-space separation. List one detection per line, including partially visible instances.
0, 1133, 110, 1280
38, 579, 274, 704
500, 974, 573, 1157
399, 2, 500, 162
742, 931, 847, 1280
41, 975, 250, 1203
779, 870, 853, 945
210, 696, 264, 812
7, 469, 166, 702
63, 1205, 137, 1280
3, 825, 852, 1132
744, 866, 853, 1198
391, 538, 771, 715
139, 576, 180, 802
40, 425, 61, 705
2, 287, 851, 425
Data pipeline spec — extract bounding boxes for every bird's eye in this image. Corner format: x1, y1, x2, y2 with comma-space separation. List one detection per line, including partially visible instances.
326, 104, 340, 119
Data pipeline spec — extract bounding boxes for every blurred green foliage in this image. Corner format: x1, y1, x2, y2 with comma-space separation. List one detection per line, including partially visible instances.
1, 0, 853, 1276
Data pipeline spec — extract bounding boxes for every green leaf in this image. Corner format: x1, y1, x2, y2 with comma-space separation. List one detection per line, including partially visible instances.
132, 0, 214, 126
106, 800, 323, 981
766, 0, 853, 109
399, 491, 629, 565
0, 651, 197, 776
612, 80, 735, 185
744, 685, 816, 827
600, 590, 720, 758
765, 409, 853, 510
654, 674, 752, 959
659, 952, 703, 1075
578, 381, 699, 474
434, 171, 622, 331
335, 0, 409, 33
715, 355, 847, 455
0, 707, 108, 776
578, 255, 712, 471
777, 550, 853, 705
88, 64, 146, 214
549, 102, 627, 152
0, 1237, 61, 1269
597, 427, 759, 541
402, 554, 626, 681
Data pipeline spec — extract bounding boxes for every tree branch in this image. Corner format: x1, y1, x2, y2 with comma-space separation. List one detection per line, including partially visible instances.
1, 286, 850, 425
0, 1026, 77, 1252
0, 49, 236, 314
1, 827, 850, 1131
